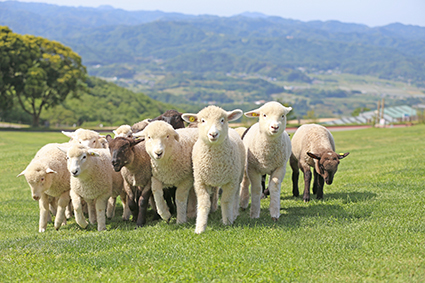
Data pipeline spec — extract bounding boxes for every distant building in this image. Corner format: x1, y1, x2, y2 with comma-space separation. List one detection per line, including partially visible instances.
324, 105, 418, 125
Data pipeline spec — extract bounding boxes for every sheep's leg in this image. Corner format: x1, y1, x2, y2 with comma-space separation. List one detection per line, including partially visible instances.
232, 183, 240, 221
312, 169, 319, 195
248, 170, 263, 219
65, 201, 73, 219
210, 187, 219, 213
290, 155, 300, 197
268, 166, 285, 221
49, 198, 58, 217
187, 187, 197, 219
95, 193, 109, 231
54, 191, 70, 230
239, 172, 250, 210
38, 194, 50, 232
87, 199, 97, 224
195, 184, 211, 234
261, 175, 269, 198
121, 191, 131, 221
136, 185, 152, 227
175, 179, 192, 224
302, 167, 312, 202
127, 186, 139, 222
70, 189, 88, 229
106, 196, 116, 219
220, 184, 236, 225
151, 177, 171, 222
163, 187, 176, 215
314, 170, 325, 200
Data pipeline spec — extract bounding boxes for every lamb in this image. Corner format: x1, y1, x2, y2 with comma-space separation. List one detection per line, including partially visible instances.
133, 121, 198, 224
62, 128, 130, 220
290, 124, 349, 202
113, 125, 133, 138
239, 101, 292, 221
17, 143, 71, 232
182, 105, 245, 234
106, 135, 155, 227
62, 128, 107, 149
59, 144, 114, 231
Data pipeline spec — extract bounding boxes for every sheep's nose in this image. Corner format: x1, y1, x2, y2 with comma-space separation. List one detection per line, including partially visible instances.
71, 170, 79, 176
155, 150, 163, 158
209, 132, 218, 138
32, 195, 40, 201
271, 125, 279, 130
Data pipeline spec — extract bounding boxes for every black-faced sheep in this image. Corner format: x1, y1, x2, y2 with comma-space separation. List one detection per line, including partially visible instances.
290, 124, 349, 202
182, 105, 245, 234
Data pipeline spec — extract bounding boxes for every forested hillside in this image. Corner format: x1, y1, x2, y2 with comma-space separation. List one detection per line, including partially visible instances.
1, 1, 425, 123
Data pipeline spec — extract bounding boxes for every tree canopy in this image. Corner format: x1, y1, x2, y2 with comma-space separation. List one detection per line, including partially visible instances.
0, 26, 87, 126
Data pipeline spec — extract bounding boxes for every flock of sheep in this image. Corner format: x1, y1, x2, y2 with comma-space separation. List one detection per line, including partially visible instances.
18, 101, 349, 234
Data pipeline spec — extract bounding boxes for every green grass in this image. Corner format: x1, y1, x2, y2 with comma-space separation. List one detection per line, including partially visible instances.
1, 126, 425, 282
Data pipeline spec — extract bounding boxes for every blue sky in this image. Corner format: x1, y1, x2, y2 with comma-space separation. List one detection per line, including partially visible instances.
4, 0, 425, 27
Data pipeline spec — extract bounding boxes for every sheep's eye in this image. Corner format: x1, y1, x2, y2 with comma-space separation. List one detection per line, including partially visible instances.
220, 118, 225, 124
167, 135, 169, 138
83, 155, 86, 159
66, 157, 69, 160
263, 114, 267, 118
201, 118, 206, 123
41, 177, 45, 182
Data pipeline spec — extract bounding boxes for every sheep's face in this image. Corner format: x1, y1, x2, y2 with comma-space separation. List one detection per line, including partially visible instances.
144, 121, 179, 160
113, 125, 132, 138
65, 145, 99, 177
106, 136, 141, 172
62, 129, 103, 148
245, 102, 292, 137
182, 106, 242, 145
18, 165, 56, 201
307, 151, 349, 185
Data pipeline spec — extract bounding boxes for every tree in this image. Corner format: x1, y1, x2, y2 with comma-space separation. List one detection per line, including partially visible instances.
0, 27, 87, 127
0, 27, 28, 110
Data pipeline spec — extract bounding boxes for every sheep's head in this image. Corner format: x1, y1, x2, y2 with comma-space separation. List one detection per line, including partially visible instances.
113, 125, 133, 138
245, 101, 292, 137
17, 164, 57, 201
106, 135, 142, 172
307, 151, 349, 185
62, 129, 105, 148
182, 106, 242, 145
59, 145, 99, 177
135, 121, 179, 161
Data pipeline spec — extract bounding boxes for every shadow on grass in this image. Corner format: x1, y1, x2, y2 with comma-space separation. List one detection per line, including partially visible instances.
56, 191, 377, 232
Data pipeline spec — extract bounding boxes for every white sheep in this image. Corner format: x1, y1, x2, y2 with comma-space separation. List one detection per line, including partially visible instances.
62, 128, 130, 220
182, 105, 245, 234
59, 144, 113, 231
113, 125, 133, 138
133, 121, 198, 224
62, 128, 107, 149
239, 101, 292, 221
18, 143, 71, 232
290, 124, 349, 202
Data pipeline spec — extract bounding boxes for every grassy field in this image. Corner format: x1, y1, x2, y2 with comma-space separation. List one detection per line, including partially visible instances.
1, 126, 424, 282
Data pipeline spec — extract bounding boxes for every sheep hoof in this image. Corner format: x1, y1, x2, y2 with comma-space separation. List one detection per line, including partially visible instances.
271, 217, 278, 222
166, 218, 171, 224
303, 198, 310, 203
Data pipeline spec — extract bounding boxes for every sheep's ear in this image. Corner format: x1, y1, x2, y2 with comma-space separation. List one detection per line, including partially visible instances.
87, 150, 100, 157
106, 135, 113, 142
61, 131, 75, 139
307, 152, 321, 160
173, 131, 180, 142
181, 113, 198, 123
338, 152, 350, 159
133, 130, 145, 139
112, 130, 118, 136
17, 169, 26, 177
244, 109, 260, 118
130, 138, 143, 147
283, 106, 292, 115
227, 109, 243, 121
46, 168, 57, 174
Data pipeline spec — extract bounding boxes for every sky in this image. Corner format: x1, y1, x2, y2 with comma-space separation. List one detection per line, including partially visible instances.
4, 0, 425, 27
